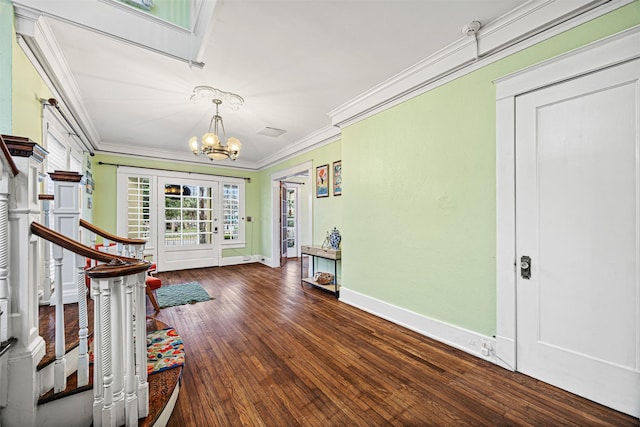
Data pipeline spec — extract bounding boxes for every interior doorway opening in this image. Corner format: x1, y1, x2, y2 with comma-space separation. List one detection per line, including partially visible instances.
270, 161, 312, 268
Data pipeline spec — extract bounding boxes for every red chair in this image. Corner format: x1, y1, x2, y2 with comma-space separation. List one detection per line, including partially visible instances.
146, 263, 161, 312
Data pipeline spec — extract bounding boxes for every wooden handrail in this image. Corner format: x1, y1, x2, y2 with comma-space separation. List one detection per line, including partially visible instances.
85, 259, 150, 279
30, 222, 138, 263
79, 219, 147, 246
0, 134, 19, 177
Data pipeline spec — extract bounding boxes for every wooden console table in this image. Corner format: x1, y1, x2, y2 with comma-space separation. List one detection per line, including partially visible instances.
300, 245, 341, 298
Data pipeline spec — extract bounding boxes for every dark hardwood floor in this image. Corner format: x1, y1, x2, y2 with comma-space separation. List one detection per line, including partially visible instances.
151, 260, 638, 427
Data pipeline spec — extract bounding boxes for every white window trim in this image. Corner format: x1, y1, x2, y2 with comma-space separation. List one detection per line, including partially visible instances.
221, 180, 246, 249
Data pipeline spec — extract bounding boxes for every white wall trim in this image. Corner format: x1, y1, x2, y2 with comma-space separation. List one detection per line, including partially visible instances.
340, 288, 510, 369
218, 255, 259, 267
258, 256, 273, 267
495, 24, 640, 373
269, 161, 313, 268
328, 0, 635, 129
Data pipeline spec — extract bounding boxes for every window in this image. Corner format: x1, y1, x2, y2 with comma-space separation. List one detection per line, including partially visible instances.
164, 184, 213, 246
127, 177, 151, 240
222, 182, 245, 245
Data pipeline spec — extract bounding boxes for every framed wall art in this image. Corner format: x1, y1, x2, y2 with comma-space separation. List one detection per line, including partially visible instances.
333, 160, 342, 196
316, 164, 329, 198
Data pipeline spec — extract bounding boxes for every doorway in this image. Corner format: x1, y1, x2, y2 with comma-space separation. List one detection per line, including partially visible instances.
270, 161, 312, 268
286, 186, 299, 258
157, 177, 219, 272
496, 29, 640, 418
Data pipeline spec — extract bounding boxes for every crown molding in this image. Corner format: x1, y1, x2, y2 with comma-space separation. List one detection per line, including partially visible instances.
255, 125, 341, 171
15, 13, 101, 149
328, 0, 633, 129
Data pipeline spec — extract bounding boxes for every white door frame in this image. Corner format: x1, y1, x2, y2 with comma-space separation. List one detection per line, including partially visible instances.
270, 161, 312, 267
495, 26, 640, 370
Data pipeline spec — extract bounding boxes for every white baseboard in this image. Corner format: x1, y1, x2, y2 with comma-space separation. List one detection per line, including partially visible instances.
340, 287, 512, 369
260, 257, 275, 267
219, 255, 277, 268
219, 255, 259, 266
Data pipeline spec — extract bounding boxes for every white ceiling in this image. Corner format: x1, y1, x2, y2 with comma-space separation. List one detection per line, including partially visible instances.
25, 0, 529, 169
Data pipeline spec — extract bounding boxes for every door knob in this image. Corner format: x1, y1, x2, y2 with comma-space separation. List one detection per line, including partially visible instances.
521, 255, 531, 279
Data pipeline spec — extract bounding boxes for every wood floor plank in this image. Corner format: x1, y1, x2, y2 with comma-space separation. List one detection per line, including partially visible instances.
147, 261, 639, 427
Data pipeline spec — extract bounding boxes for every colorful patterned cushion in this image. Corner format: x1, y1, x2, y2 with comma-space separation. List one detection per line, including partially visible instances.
146, 327, 185, 375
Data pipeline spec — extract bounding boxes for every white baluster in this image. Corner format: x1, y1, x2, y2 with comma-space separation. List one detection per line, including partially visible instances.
40, 197, 53, 305
124, 274, 138, 426
0, 192, 9, 343
91, 276, 104, 427
76, 251, 89, 386
111, 276, 125, 426
135, 270, 149, 418
52, 243, 66, 393
100, 277, 115, 427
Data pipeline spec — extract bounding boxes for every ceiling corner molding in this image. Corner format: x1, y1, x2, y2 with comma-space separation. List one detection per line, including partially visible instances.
328, 0, 633, 129
14, 11, 101, 148
256, 125, 341, 171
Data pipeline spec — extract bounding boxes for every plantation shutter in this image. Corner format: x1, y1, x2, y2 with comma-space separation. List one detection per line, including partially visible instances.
127, 177, 151, 240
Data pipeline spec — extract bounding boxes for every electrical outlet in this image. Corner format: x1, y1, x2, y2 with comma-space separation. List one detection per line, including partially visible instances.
481, 340, 492, 357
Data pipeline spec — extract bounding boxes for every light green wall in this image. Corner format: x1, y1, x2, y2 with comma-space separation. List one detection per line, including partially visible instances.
258, 140, 342, 260
0, 0, 12, 134
341, 2, 640, 337
91, 153, 261, 258
11, 20, 52, 144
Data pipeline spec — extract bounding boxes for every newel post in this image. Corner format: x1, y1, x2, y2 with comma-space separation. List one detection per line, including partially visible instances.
3, 135, 47, 427
49, 171, 83, 304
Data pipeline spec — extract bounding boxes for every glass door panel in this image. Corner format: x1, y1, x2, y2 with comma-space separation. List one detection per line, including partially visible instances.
157, 179, 219, 272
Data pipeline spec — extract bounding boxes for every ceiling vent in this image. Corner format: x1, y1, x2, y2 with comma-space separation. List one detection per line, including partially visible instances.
257, 127, 286, 138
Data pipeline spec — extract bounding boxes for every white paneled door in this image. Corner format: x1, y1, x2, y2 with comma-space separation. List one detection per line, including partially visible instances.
515, 59, 640, 417
157, 177, 219, 272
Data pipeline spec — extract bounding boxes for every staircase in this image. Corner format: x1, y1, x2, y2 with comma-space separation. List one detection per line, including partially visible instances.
0, 134, 183, 426
35, 301, 182, 427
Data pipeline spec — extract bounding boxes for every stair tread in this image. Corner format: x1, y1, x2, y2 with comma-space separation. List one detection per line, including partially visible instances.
38, 364, 93, 404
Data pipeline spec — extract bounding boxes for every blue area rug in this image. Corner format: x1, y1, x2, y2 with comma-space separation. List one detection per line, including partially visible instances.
156, 282, 212, 308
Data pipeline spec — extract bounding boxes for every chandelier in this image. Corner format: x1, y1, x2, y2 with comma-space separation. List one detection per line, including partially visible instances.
188, 86, 244, 161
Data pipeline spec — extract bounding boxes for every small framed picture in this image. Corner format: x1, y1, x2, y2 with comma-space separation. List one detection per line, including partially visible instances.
333, 160, 342, 196
316, 164, 329, 198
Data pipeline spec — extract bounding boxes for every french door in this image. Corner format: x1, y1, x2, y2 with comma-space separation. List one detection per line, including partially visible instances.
157, 177, 219, 272
515, 59, 640, 417
279, 182, 287, 267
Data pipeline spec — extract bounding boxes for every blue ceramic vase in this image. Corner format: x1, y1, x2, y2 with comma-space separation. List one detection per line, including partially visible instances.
329, 227, 341, 250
